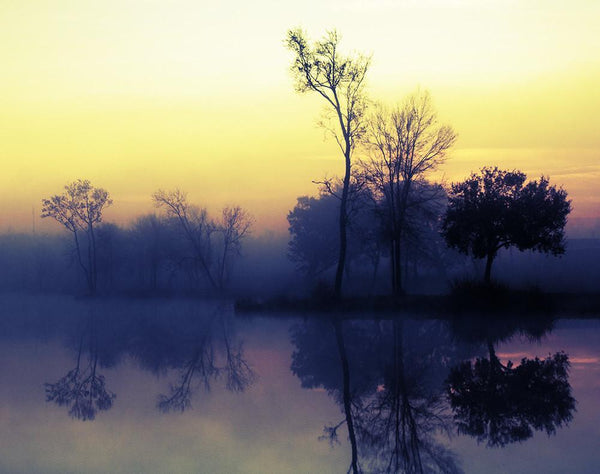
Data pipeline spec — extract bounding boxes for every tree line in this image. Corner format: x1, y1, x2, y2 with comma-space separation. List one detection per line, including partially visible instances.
286, 28, 571, 296
40, 180, 253, 295
29, 28, 572, 298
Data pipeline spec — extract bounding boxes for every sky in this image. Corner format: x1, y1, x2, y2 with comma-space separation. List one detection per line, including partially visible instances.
1, 0, 599, 234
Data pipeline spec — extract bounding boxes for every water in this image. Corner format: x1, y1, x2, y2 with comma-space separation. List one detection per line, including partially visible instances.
0, 295, 598, 473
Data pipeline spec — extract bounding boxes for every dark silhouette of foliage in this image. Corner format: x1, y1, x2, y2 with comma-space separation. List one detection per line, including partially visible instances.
287, 180, 378, 286
446, 350, 575, 447
41, 179, 112, 293
286, 28, 370, 299
441, 167, 571, 283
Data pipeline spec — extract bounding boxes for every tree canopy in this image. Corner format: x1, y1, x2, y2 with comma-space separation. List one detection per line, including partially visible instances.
441, 167, 571, 283
41, 179, 112, 293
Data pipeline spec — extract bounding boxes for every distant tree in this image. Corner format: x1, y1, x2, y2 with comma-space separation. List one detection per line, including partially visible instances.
441, 167, 571, 284
152, 189, 252, 291
286, 28, 370, 299
287, 193, 339, 279
287, 180, 379, 285
41, 179, 112, 294
129, 214, 172, 291
153, 189, 217, 289
214, 206, 253, 289
361, 91, 456, 295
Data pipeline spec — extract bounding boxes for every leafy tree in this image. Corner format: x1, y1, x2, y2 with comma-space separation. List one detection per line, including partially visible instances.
41, 179, 112, 294
287, 180, 380, 286
287, 194, 338, 278
441, 167, 571, 284
361, 91, 456, 294
286, 28, 370, 299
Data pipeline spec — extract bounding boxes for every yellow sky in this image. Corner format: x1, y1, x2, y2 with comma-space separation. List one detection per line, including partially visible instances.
1, 0, 599, 233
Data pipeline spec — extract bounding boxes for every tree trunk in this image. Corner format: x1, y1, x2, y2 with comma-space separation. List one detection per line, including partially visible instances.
484, 252, 495, 285
334, 149, 351, 300
393, 236, 402, 296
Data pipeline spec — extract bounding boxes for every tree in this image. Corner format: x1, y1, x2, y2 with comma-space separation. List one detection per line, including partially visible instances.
153, 189, 217, 289
152, 189, 252, 291
361, 91, 456, 295
214, 206, 253, 289
287, 180, 380, 287
441, 167, 571, 284
41, 179, 112, 294
286, 28, 370, 299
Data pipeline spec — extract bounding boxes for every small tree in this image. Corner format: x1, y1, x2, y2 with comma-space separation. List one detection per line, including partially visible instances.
441, 167, 571, 284
286, 28, 370, 299
41, 179, 112, 293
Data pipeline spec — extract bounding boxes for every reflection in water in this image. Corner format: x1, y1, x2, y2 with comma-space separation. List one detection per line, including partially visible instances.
291, 317, 466, 474
446, 315, 575, 447
3, 296, 586, 472
44, 302, 254, 418
45, 310, 116, 421
155, 306, 255, 413
291, 313, 577, 473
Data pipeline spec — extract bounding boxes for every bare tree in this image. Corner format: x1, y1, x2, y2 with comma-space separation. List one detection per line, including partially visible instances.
361, 91, 456, 295
41, 179, 112, 294
153, 190, 252, 291
215, 206, 253, 289
286, 28, 370, 299
152, 189, 217, 289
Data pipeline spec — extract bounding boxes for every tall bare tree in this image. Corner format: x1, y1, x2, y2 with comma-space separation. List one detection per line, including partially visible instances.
286, 28, 370, 299
361, 91, 456, 294
41, 179, 112, 294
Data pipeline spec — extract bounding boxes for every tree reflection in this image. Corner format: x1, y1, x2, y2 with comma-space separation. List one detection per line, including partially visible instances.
150, 306, 255, 413
291, 317, 464, 474
45, 311, 115, 421
446, 315, 576, 447
44, 302, 254, 418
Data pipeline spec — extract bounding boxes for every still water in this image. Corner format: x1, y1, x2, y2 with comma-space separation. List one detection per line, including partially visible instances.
0, 295, 598, 474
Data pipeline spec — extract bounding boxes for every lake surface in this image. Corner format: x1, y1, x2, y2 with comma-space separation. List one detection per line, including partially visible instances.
0, 295, 598, 473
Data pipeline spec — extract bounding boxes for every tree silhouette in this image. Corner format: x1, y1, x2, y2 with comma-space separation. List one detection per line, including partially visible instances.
152, 190, 252, 291
287, 180, 378, 285
446, 314, 575, 447
286, 28, 370, 299
441, 167, 571, 284
361, 91, 456, 295
446, 349, 575, 447
41, 179, 112, 293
